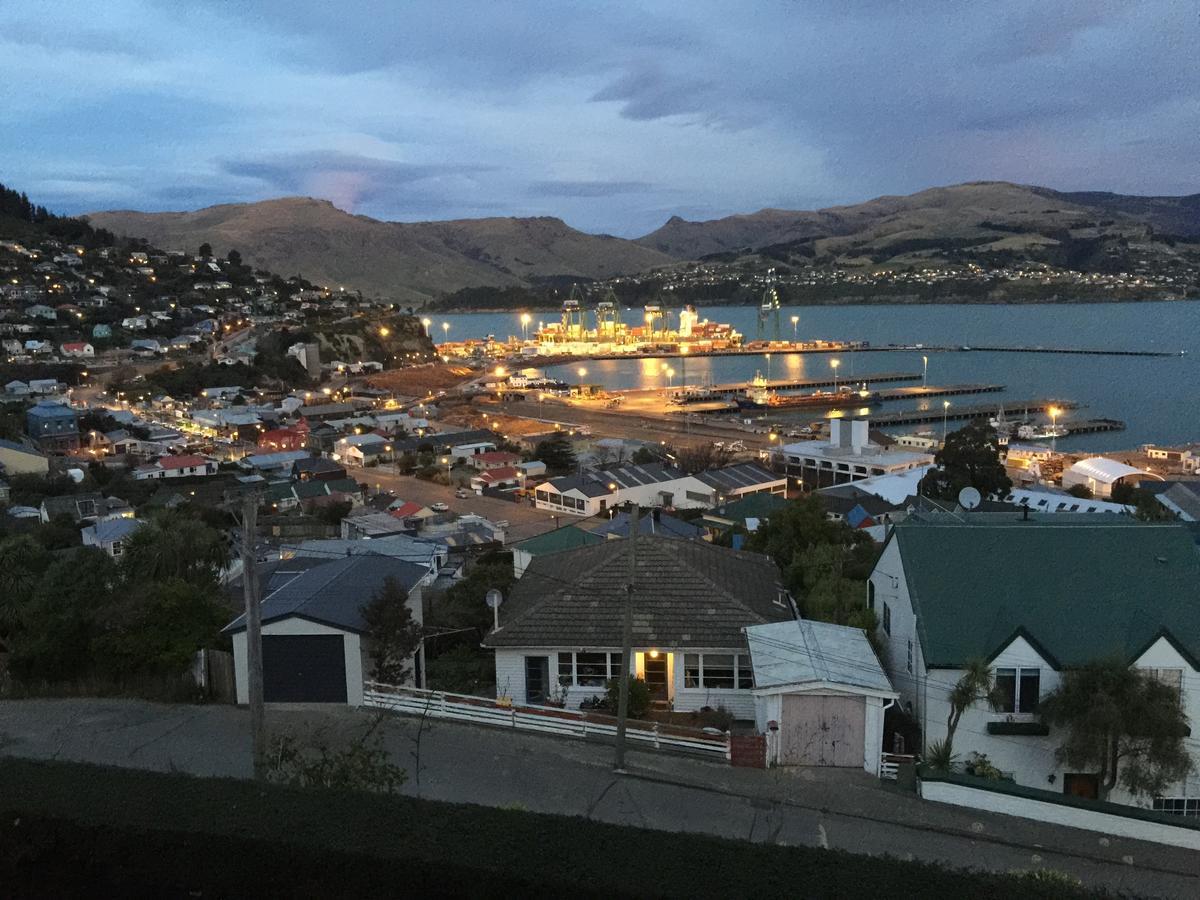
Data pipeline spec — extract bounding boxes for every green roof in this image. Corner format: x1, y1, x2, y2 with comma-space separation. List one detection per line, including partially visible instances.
514, 525, 605, 556
702, 492, 790, 529
892, 516, 1200, 668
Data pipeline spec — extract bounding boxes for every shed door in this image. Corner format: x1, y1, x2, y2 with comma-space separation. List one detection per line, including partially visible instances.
779, 695, 865, 767
263, 634, 348, 703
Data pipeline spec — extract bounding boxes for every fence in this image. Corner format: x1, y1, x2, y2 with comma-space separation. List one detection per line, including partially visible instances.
363, 682, 731, 761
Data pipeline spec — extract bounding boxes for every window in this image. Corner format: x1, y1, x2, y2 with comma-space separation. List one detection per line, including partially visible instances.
682, 653, 753, 690
557, 652, 573, 685
867, 581, 875, 611
906, 640, 913, 674
575, 652, 608, 686
1153, 797, 1200, 818
111, 541, 123, 557
703, 654, 735, 689
882, 602, 891, 636
995, 667, 1041, 714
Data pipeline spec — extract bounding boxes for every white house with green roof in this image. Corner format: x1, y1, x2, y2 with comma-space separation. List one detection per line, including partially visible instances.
868, 512, 1200, 810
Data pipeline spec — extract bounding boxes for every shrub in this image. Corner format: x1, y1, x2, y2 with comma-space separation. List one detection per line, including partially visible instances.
963, 751, 1005, 780
605, 675, 651, 719
694, 705, 734, 732
923, 738, 958, 773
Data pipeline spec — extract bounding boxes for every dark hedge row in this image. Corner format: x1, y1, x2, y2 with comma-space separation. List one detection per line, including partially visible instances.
0, 758, 1111, 899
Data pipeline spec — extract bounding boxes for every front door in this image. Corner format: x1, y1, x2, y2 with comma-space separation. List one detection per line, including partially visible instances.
524, 656, 550, 705
1063, 773, 1099, 800
644, 655, 668, 700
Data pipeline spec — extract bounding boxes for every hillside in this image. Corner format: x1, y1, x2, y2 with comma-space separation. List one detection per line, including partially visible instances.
85, 199, 673, 303
636, 182, 1200, 259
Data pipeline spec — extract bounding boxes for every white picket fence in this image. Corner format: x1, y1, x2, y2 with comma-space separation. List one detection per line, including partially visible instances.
363, 682, 731, 760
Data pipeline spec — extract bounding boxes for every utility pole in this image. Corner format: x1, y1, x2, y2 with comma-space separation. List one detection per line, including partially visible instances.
241, 491, 266, 780
613, 504, 639, 773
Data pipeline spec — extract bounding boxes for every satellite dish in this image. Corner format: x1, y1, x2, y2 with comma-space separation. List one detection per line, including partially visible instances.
958, 486, 982, 510
485, 589, 504, 609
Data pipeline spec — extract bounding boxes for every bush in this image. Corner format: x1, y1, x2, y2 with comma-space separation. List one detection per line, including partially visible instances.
605, 675, 651, 719
693, 706, 734, 732
963, 751, 1005, 780
923, 739, 958, 774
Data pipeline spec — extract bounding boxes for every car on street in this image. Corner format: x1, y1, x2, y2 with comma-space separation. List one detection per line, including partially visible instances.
430, 501, 450, 512
455, 488, 470, 498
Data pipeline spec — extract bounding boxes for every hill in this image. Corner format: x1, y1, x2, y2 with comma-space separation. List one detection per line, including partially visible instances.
85, 199, 673, 303
636, 182, 1200, 260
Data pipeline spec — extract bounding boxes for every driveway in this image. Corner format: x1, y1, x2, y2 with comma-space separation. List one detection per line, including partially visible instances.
0, 699, 1195, 898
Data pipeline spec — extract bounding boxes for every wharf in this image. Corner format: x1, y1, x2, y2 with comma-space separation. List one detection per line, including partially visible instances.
677, 383, 1004, 415
704, 371, 920, 392
888, 344, 1183, 358
866, 399, 1078, 427
874, 384, 1003, 402
1064, 418, 1125, 435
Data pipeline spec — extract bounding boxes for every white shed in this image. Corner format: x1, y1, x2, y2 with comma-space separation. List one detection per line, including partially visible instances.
745, 620, 897, 774
1062, 457, 1160, 499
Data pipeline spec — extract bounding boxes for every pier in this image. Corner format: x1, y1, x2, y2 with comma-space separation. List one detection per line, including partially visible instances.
704, 371, 921, 393
1063, 418, 1126, 435
865, 399, 1078, 427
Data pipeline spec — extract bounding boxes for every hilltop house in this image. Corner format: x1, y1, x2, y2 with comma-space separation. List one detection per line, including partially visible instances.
133, 454, 218, 480
868, 512, 1200, 807
25, 400, 79, 452
482, 536, 796, 714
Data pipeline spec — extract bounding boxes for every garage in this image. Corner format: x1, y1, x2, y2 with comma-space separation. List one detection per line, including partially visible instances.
779, 695, 865, 766
745, 619, 898, 774
263, 634, 348, 703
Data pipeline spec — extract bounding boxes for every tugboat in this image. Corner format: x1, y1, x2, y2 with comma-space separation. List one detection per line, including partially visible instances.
735, 372, 880, 411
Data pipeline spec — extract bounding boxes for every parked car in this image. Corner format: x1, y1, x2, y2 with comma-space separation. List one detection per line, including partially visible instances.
455, 488, 469, 499
430, 501, 449, 512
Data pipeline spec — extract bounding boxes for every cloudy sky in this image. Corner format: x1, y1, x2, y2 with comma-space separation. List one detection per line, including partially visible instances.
1, 0, 1195, 235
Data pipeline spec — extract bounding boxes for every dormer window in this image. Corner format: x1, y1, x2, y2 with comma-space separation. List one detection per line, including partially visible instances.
995, 667, 1040, 714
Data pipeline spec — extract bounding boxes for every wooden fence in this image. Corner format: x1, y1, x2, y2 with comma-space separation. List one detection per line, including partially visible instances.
363, 682, 731, 760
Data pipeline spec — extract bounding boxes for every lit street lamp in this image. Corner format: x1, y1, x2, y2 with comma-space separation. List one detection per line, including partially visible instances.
922, 355, 928, 388
441, 322, 450, 341
421, 317, 431, 336
520, 312, 531, 341
942, 400, 951, 443
665, 366, 675, 388
765, 352, 772, 381
790, 315, 799, 343
1049, 405, 1061, 452
441, 455, 452, 484
830, 358, 840, 392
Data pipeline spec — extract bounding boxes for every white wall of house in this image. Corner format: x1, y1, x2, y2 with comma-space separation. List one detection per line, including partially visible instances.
232, 618, 364, 706
871, 536, 1200, 809
532, 474, 726, 517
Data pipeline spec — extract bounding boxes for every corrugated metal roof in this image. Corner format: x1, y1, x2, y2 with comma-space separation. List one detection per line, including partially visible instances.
745, 620, 895, 694
1067, 457, 1151, 484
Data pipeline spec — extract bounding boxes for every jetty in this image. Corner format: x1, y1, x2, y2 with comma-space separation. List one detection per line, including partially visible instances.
863, 399, 1078, 427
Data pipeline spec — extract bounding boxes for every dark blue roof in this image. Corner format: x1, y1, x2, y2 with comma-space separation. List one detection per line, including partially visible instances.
26, 401, 76, 419
223, 555, 426, 634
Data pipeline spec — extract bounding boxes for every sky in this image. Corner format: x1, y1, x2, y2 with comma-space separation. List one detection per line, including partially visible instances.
0, 0, 1196, 236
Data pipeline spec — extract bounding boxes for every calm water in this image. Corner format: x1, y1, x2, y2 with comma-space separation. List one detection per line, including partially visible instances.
436, 302, 1200, 450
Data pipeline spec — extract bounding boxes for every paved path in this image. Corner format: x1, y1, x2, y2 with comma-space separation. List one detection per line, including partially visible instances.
2, 699, 1196, 896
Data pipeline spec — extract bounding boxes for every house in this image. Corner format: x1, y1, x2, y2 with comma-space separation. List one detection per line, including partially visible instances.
470, 450, 522, 471
40, 492, 133, 524
868, 512, 1200, 806
81, 517, 145, 558
509, 525, 606, 577
1062, 457, 1160, 499
133, 454, 218, 480
589, 508, 704, 541
482, 536, 796, 712
291, 456, 346, 482
1145, 446, 1198, 473
91, 324, 112, 339
258, 427, 308, 452
700, 492, 790, 538
1148, 481, 1200, 522
238, 450, 312, 476
692, 462, 788, 500
531, 462, 721, 517
59, 342, 94, 358
341, 510, 414, 540
281, 535, 448, 582
774, 418, 934, 489
224, 555, 428, 704
0, 438, 50, 475
25, 400, 79, 452
470, 466, 521, 491
332, 434, 391, 467
745, 620, 897, 774
387, 499, 435, 524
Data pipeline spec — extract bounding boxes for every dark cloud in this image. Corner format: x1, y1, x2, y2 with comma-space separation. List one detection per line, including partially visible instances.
529, 180, 654, 198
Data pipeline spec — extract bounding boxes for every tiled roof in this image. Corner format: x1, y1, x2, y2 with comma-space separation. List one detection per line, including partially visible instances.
223, 555, 426, 634
484, 536, 792, 649
158, 454, 207, 469
892, 518, 1200, 668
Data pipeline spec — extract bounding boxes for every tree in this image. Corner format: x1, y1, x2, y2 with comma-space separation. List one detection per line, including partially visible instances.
918, 420, 1012, 501
533, 434, 577, 474
226, 248, 242, 267
672, 442, 731, 474
120, 512, 229, 586
198, 242, 212, 259
362, 576, 423, 684
944, 659, 1003, 754
1040, 660, 1192, 800
1065, 483, 1093, 500
630, 446, 659, 466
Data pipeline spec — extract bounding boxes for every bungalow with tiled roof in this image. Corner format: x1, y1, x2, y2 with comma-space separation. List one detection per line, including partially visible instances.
133, 454, 218, 480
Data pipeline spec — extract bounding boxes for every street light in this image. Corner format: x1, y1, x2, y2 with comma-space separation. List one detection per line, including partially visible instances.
441, 455, 452, 484
665, 367, 675, 388
421, 317, 431, 336
791, 315, 799, 343
830, 358, 840, 392
922, 355, 928, 389
1049, 405, 1061, 452
942, 400, 951, 443
520, 312, 532, 341
765, 352, 771, 381
441, 322, 450, 341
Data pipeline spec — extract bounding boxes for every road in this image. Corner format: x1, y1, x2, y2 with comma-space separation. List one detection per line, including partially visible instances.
1, 699, 1195, 898
357, 466, 565, 543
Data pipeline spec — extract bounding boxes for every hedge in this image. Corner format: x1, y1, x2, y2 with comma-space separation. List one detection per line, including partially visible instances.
0, 758, 1111, 899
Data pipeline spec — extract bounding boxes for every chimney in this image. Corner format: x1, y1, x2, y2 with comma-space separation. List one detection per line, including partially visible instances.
829, 419, 843, 447
850, 419, 869, 454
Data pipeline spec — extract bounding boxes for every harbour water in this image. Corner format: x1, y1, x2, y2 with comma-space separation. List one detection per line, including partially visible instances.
436, 302, 1200, 451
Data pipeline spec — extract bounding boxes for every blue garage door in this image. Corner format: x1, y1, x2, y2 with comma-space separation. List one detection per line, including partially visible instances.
263, 634, 348, 703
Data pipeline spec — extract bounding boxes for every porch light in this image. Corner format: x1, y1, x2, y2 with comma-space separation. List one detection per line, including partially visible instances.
649, 649, 659, 659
